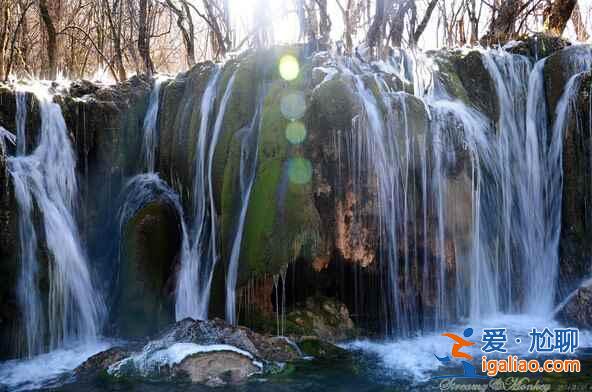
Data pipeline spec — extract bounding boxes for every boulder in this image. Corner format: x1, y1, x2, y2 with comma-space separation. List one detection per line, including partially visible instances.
172, 350, 260, 386
544, 45, 592, 119
114, 200, 181, 337
285, 297, 356, 341
76, 347, 130, 375
557, 281, 592, 329
78, 318, 306, 385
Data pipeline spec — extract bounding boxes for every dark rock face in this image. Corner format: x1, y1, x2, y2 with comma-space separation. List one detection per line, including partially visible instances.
285, 297, 356, 341
0, 143, 18, 359
556, 71, 592, 300
544, 45, 591, 118
114, 201, 181, 338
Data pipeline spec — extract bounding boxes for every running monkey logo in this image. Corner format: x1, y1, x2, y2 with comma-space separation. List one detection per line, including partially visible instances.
432, 327, 490, 380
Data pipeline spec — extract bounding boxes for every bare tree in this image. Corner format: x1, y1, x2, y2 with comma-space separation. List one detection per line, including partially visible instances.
38, 0, 58, 79
543, 0, 577, 36
138, 0, 155, 75
164, 0, 196, 67
571, 1, 589, 41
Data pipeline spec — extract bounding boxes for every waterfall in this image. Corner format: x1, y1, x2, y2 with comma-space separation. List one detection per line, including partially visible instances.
427, 99, 494, 324
15, 90, 26, 156
225, 86, 265, 326
523, 59, 551, 314
338, 45, 592, 334
479, 51, 531, 315
8, 87, 104, 356
142, 78, 166, 172
176, 70, 236, 321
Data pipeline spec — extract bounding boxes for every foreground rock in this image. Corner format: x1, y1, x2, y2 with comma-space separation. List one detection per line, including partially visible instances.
172, 348, 261, 386
76, 317, 345, 386
556, 279, 592, 329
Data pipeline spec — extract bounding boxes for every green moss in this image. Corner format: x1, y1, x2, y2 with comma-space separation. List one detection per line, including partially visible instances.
297, 338, 348, 359
308, 77, 356, 131
158, 63, 217, 207
116, 202, 177, 337
431, 51, 470, 103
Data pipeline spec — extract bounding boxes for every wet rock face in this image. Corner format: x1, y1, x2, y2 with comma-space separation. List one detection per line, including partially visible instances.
431, 50, 498, 123
76, 347, 130, 375
557, 284, 592, 329
544, 45, 592, 119
0, 146, 18, 359
558, 71, 592, 298
506, 33, 570, 61
115, 201, 181, 338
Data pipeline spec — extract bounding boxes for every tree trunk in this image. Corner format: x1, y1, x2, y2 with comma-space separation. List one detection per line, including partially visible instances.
138, 0, 155, 75
486, 0, 522, 40
166, 0, 195, 68
543, 0, 577, 36
104, 0, 127, 81
571, 2, 589, 42
38, 0, 58, 79
317, 0, 331, 48
0, 5, 9, 78
413, 0, 438, 44
366, 0, 387, 49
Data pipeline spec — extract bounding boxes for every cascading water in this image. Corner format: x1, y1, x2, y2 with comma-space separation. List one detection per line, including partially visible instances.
8, 87, 104, 356
142, 78, 165, 172
15, 90, 26, 156
176, 70, 236, 321
340, 45, 592, 335
225, 87, 265, 326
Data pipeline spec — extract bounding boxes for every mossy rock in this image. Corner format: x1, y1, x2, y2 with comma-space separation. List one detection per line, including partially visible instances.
453, 50, 499, 122
237, 80, 322, 283
158, 62, 217, 207
430, 51, 470, 103
285, 297, 356, 341
308, 77, 357, 131
298, 338, 349, 359
0, 85, 41, 154
115, 201, 179, 338
544, 45, 591, 121
506, 33, 570, 60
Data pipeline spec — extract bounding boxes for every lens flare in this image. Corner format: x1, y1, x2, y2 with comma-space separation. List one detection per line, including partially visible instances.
288, 157, 312, 184
285, 121, 307, 144
279, 55, 299, 81
280, 91, 306, 120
